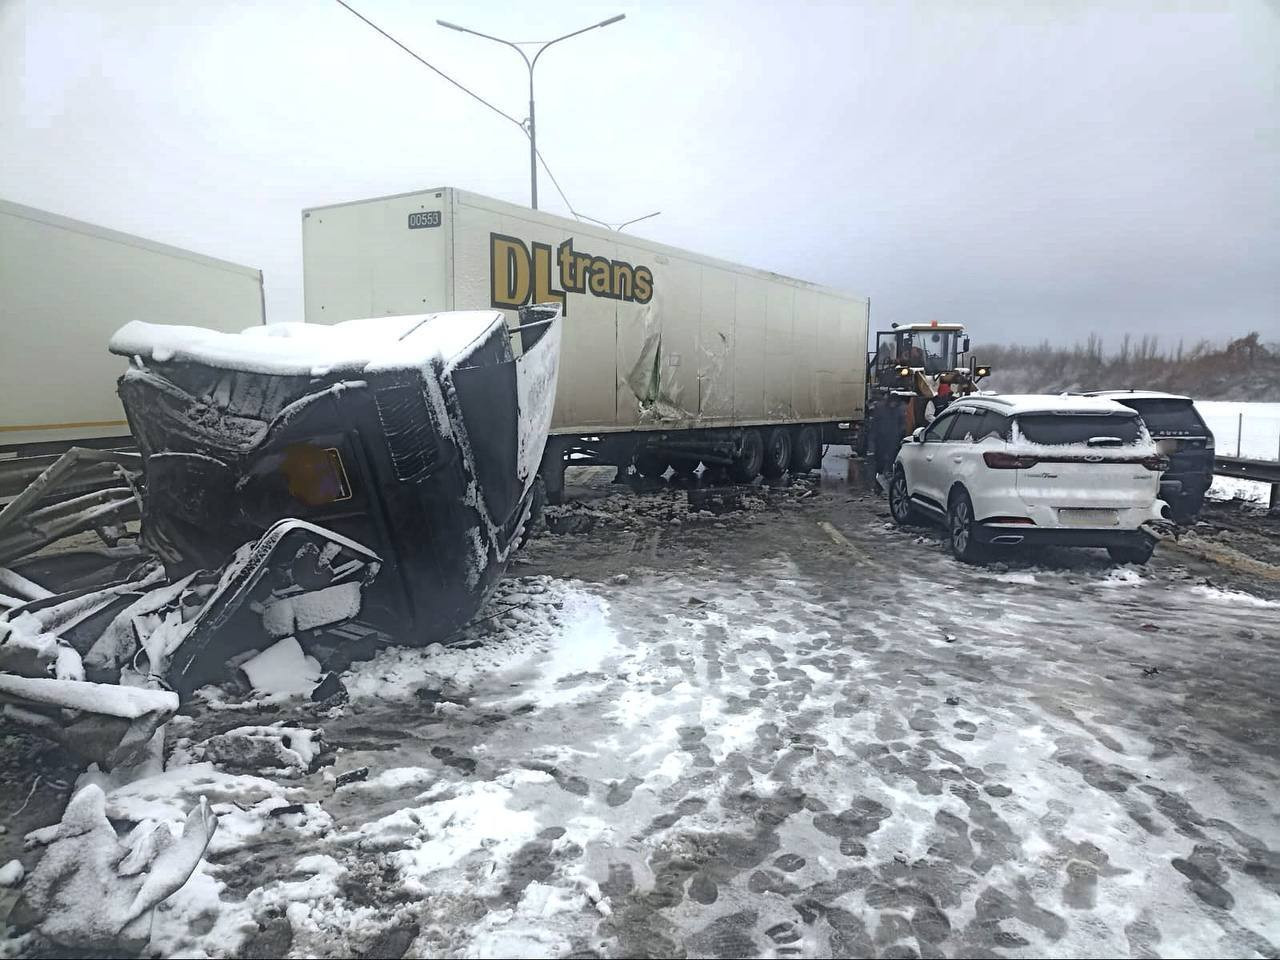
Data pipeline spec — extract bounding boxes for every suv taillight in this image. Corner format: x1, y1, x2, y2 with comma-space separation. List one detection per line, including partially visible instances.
983, 452, 1039, 469
1140, 455, 1169, 471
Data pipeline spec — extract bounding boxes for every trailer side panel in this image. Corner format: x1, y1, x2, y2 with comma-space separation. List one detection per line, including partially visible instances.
302, 186, 868, 436
1, 200, 264, 452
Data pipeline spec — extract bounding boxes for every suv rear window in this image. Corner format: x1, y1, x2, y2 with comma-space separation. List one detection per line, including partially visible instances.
1015, 413, 1142, 446
1119, 399, 1208, 437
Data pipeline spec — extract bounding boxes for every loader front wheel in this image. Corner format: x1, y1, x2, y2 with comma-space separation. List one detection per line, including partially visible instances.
762, 428, 792, 479
732, 429, 765, 482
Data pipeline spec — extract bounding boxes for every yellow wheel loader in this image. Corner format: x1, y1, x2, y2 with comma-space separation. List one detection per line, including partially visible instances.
862, 321, 991, 481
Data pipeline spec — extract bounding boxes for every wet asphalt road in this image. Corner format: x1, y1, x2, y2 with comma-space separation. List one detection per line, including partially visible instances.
7, 453, 1279, 959
488, 464, 1280, 958
207, 453, 1280, 959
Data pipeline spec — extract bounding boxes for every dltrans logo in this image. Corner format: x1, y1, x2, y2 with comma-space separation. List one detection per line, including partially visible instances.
490, 233, 653, 316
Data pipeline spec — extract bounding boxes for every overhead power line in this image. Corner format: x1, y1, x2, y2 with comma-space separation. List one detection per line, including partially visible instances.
332, 0, 521, 129
332, 0, 585, 221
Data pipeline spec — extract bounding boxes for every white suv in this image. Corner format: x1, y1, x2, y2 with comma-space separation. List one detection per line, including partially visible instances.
888, 394, 1169, 564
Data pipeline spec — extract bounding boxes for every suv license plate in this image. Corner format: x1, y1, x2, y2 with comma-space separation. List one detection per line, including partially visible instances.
1059, 508, 1119, 527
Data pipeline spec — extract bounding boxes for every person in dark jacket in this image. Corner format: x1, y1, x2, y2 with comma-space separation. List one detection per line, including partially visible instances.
872, 395, 906, 482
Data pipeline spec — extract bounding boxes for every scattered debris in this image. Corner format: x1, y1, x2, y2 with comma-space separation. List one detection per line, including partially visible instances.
309, 672, 348, 704
17, 784, 216, 952
240, 636, 322, 696
945, 696, 961, 705
199, 725, 325, 778
543, 480, 814, 536
0, 858, 23, 887
0, 675, 177, 770
335, 767, 370, 788
1143, 666, 1160, 677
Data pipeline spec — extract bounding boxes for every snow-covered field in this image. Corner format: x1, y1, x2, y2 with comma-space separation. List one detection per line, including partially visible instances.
4, 468, 1277, 958
1196, 400, 1280, 504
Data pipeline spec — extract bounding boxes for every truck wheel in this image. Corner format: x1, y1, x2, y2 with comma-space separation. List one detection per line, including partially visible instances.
791, 426, 820, 473
635, 451, 668, 479
762, 428, 792, 479
732, 429, 765, 482
670, 458, 700, 479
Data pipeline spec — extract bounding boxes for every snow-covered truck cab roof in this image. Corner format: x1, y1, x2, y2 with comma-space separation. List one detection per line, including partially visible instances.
108, 306, 562, 647
110, 311, 508, 379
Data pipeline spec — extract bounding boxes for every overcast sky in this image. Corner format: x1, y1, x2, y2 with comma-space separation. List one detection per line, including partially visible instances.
3, 0, 1277, 348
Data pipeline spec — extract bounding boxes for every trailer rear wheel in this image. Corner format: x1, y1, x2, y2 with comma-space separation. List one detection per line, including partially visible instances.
634, 450, 668, 479
732, 430, 765, 482
791, 426, 820, 473
762, 428, 792, 479
670, 458, 700, 479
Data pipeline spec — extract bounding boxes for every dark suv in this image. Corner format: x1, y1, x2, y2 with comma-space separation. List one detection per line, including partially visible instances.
1085, 391, 1215, 521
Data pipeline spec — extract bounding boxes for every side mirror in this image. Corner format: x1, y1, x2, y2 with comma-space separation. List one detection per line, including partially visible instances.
911, 427, 926, 443
960, 335, 970, 353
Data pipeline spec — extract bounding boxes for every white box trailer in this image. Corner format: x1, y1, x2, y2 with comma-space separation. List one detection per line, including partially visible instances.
0, 199, 265, 456
303, 187, 868, 498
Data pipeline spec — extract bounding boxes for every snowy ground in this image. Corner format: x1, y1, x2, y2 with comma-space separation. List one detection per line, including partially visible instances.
1198, 400, 1279, 505
3, 453, 1280, 958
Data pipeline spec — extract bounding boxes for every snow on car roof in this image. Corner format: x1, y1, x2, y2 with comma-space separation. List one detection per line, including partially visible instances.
110, 312, 504, 377
952, 393, 1139, 416
1080, 389, 1193, 402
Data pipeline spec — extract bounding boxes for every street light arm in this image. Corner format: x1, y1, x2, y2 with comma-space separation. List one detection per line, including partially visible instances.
618, 211, 661, 232
531, 13, 625, 69
435, 19, 531, 67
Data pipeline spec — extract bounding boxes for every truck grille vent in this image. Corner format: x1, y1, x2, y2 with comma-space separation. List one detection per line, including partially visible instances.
373, 384, 440, 482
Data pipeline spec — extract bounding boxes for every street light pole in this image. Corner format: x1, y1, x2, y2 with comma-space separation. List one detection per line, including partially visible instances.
437, 14, 625, 210
527, 70, 537, 210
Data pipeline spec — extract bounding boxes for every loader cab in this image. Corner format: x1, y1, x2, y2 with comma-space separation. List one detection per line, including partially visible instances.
873, 323, 969, 380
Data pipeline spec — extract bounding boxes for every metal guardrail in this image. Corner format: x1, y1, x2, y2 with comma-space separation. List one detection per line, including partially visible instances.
1214, 455, 1280, 508
1215, 455, 1280, 485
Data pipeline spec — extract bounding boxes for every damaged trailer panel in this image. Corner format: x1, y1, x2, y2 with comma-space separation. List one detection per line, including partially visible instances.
302, 187, 869, 496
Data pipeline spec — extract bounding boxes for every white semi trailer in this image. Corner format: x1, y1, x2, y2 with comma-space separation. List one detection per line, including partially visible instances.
0, 199, 265, 457
303, 187, 869, 500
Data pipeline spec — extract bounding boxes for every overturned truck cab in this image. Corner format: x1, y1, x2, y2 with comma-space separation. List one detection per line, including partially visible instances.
109, 305, 561, 677
0, 305, 559, 768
